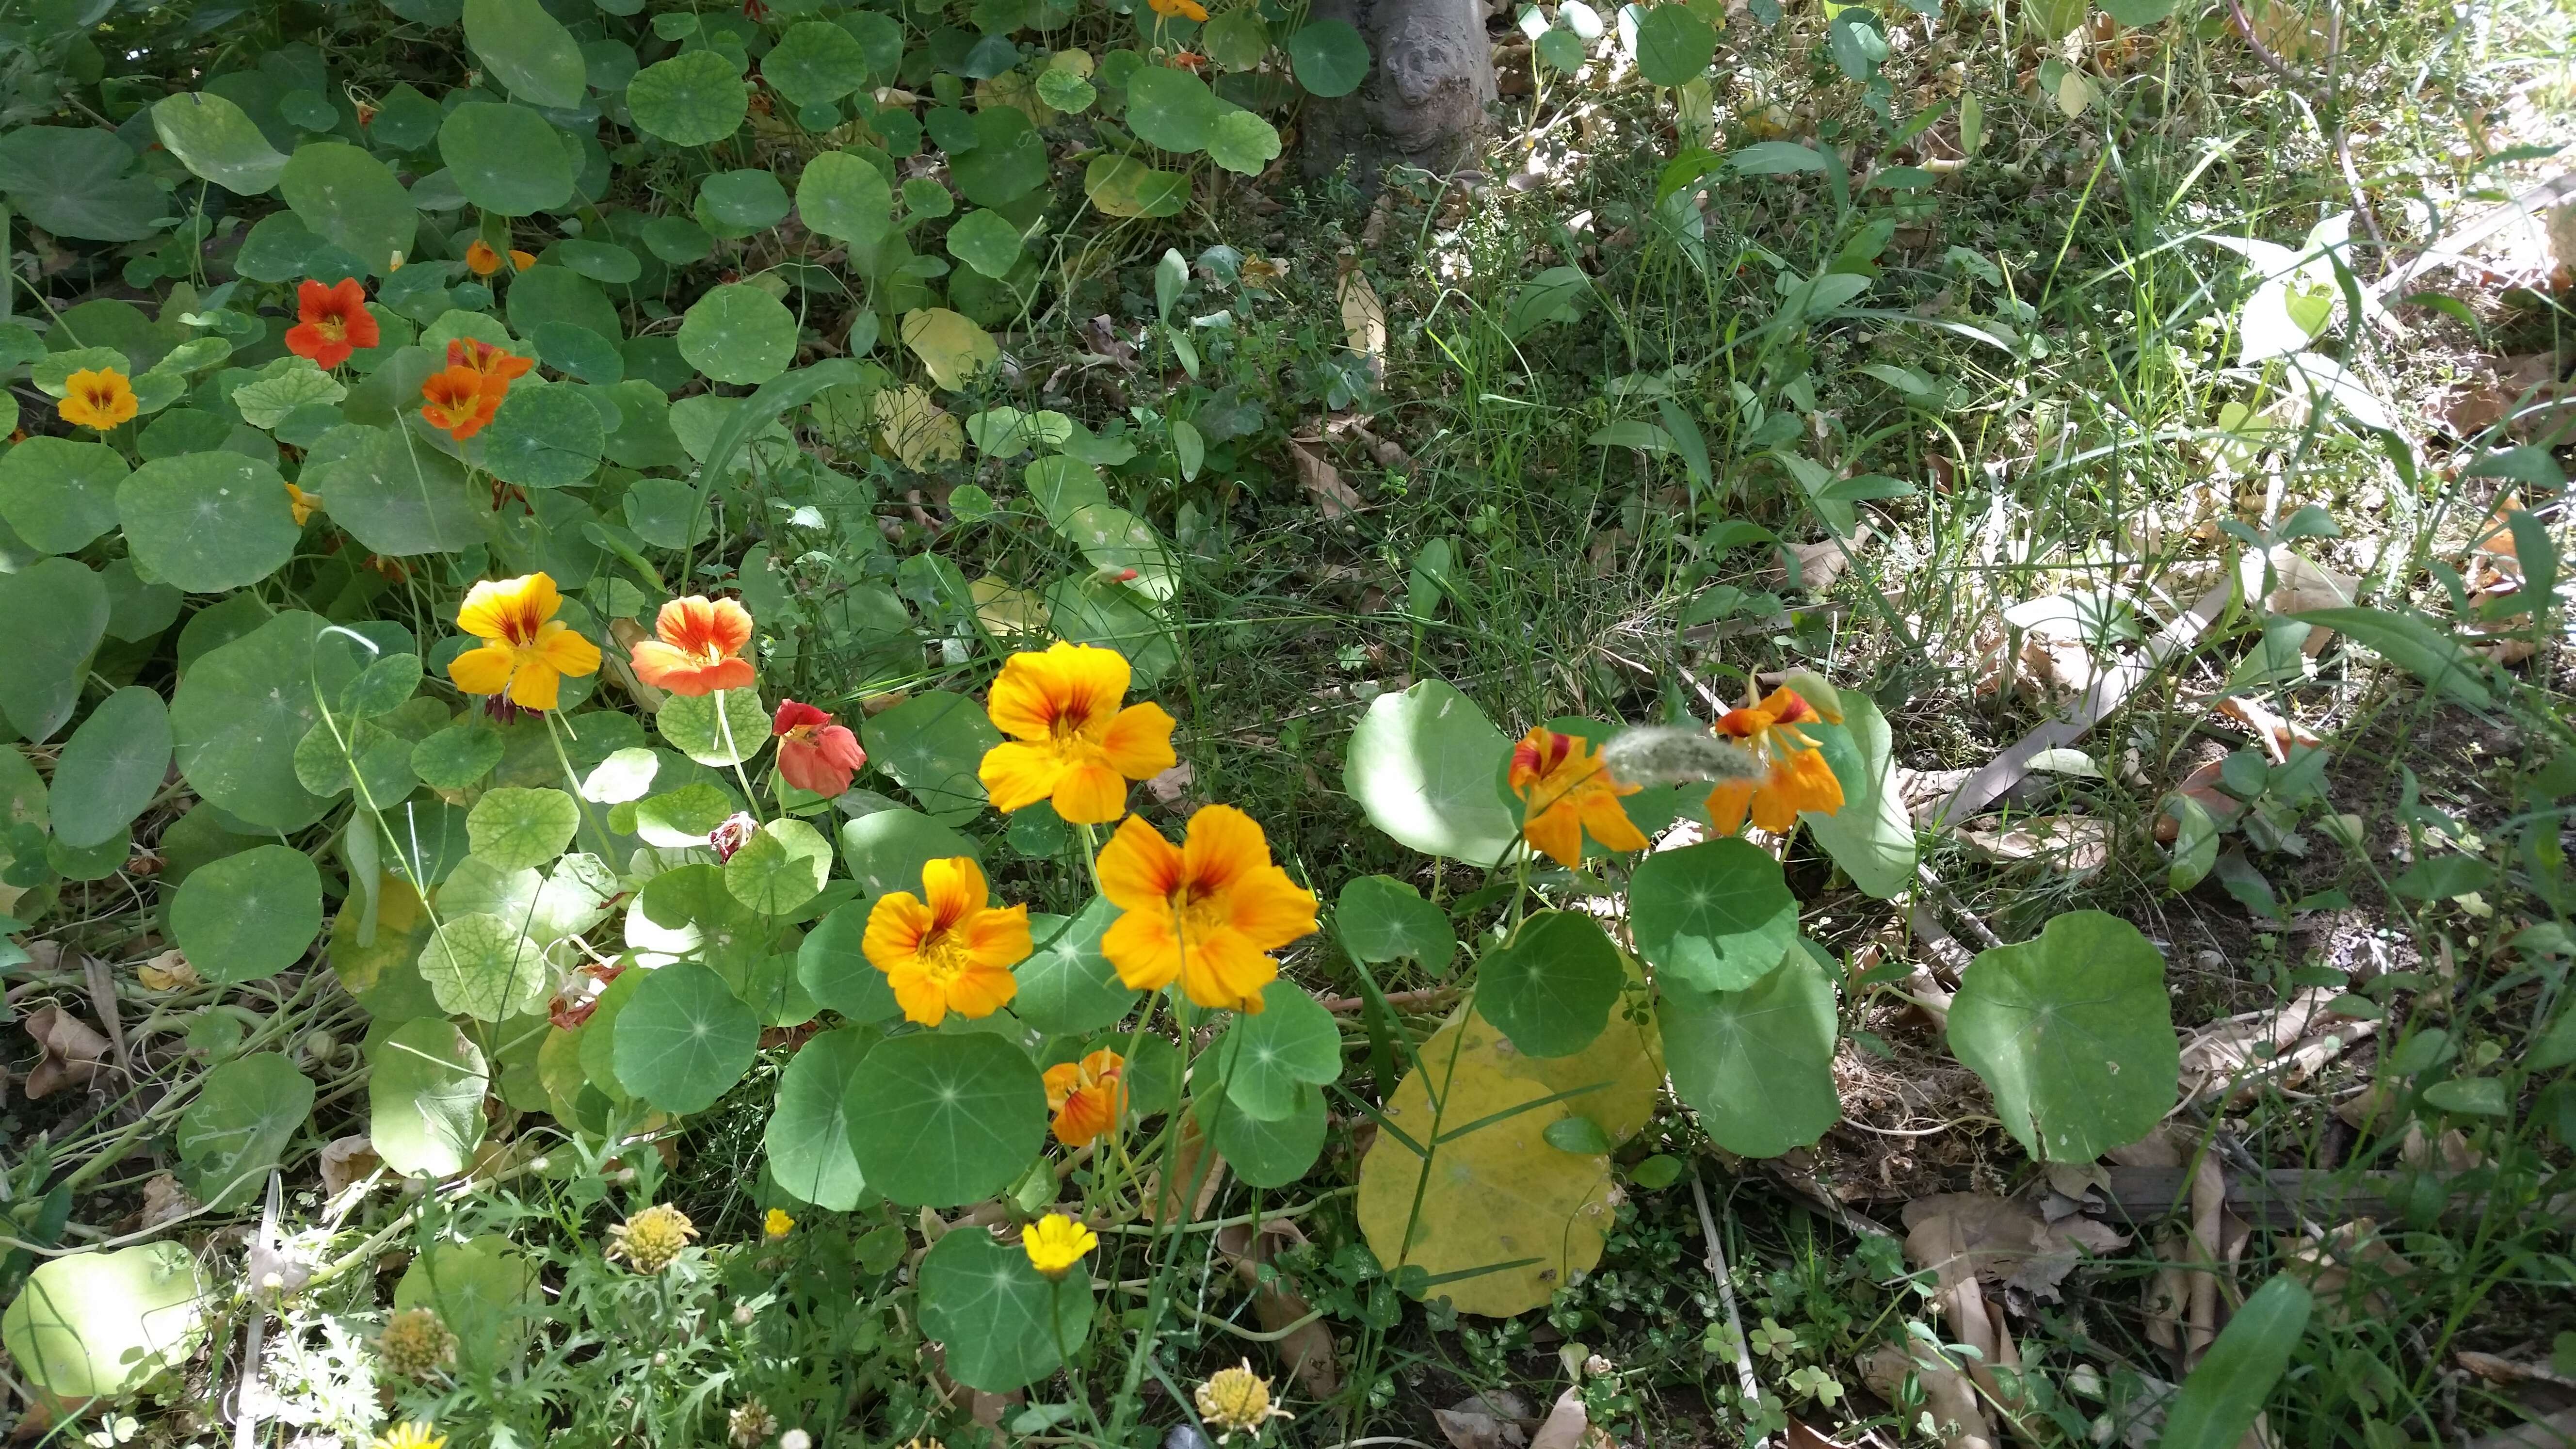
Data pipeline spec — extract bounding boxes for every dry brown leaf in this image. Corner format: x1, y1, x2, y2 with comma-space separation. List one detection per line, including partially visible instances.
1782, 527, 1868, 596
1955, 817, 2112, 876
2282, 1218, 2412, 1323
1151, 1116, 1228, 1223
1860, 1342, 1995, 1449
320, 1135, 383, 1200
1434, 1391, 1531, 1449
137, 949, 198, 991
1338, 266, 1387, 377
2215, 696, 2323, 764
1288, 440, 1364, 518
1216, 1218, 1341, 1401
1900, 1193, 2129, 1304
23, 1005, 111, 1099
2179, 987, 2377, 1106
1525, 1388, 1591, 1449
140, 1173, 194, 1229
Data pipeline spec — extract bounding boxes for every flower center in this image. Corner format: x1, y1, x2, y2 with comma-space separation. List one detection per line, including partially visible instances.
914, 928, 973, 983
316, 317, 346, 342
1167, 883, 1228, 944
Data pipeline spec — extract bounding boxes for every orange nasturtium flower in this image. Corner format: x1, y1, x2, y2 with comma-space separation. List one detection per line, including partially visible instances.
465, 240, 536, 276
1149, 0, 1209, 20
285, 277, 381, 369
446, 572, 603, 711
773, 699, 866, 797
420, 366, 504, 440
1098, 805, 1318, 1012
446, 337, 535, 384
1510, 725, 1649, 869
863, 855, 1031, 1026
59, 367, 137, 432
628, 595, 755, 697
1705, 686, 1845, 835
978, 642, 1178, 824
1043, 1049, 1127, 1146
284, 482, 322, 526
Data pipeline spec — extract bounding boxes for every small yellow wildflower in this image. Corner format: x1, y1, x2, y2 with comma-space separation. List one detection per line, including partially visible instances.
606, 1202, 700, 1272
764, 1208, 796, 1241
370, 1423, 447, 1449
1195, 1358, 1293, 1441
1020, 1213, 1097, 1279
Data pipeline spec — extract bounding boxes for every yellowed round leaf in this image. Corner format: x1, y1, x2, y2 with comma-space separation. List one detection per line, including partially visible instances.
878, 384, 966, 469
901, 307, 999, 391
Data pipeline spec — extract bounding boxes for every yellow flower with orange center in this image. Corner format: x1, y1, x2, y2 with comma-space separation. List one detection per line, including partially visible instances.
59, 367, 137, 431
1509, 725, 1649, 868
1097, 805, 1317, 1012
978, 642, 1178, 824
862, 855, 1031, 1026
1043, 1048, 1126, 1146
446, 572, 603, 711
1704, 686, 1845, 835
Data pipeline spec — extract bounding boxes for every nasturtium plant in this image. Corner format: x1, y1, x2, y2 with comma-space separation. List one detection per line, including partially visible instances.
1949, 911, 2180, 1161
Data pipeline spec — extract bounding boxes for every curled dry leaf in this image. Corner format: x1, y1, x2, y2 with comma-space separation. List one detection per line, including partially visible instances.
1288, 439, 1364, 519
140, 1172, 195, 1229
1955, 816, 2113, 877
1434, 1390, 1531, 1449
1782, 527, 1868, 597
1143, 761, 1195, 811
2107, 1128, 2244, 1367
1214, 1217, 1341, 1401
2216, 695, 2323, 764
2281, 1217, 2412, 1323
1900, 1193, 2129, 1305
137, 949, 199, 991
2178, 986, 2378, 1107
23, 1005, 112, 1099
1524, 1387, 1596, 1449
1337, 265, 1386, 377
319, 1134, 384, 1200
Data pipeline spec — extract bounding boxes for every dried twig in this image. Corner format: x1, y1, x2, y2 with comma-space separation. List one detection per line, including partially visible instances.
1690, 1169, 1765, 1414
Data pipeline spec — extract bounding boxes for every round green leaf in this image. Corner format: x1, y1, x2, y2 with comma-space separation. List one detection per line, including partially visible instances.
726, 817, 833, 916
946, 208, 1024, 279
50, 687, 171, 849
657, 686, 770, 767
279, 143, 416, 274
438, 102, 577, 216
764, 1025, 879, 1210
1950, 910, 2179, 1162
1207, 1080, 1328, 1187
627, 50, 749, 146
117, 450, 301, 593
172, 844, 324, 985
0, 557, 107, 743
1287, 19, 1371, 96
467, 786, 581, 870
173, 612, 334, 831
0, 1245, 208, 1401
1216, 978, 1342, 1120
1661, 941, 1840, 1158
917, 1224, 1096, 1392
1632, 3, 1718, 85
1478, 909, 1621, 1058
392, 1237, 537, 1379
1627, 837, 1798, 992
370, 1018, 490, 1177
554, 238, 641, 283
1035, 68, 1095, 113
949, 107, 1047, 207
414, 722, 507, 791
1343, 678, 1519, 865
678, 282, 798, 385
796, 150, 894, 248
700, 168, 791, 230
1206, 108, 1281, 175
1544, 1114, 1616, 1155
1335, 875, 1455, 971
177, 1052, 313, 1210
845, 1031, 1046, 1207
507, 265, 621, 342
1797, 695, 1918, 899
837, 807, 979, 906
1125, 65, 1224, 153
625, 862, 770, 976
1014, 897, 1136, 1036
1057, 503, 1176, 599
864, 691, 1002, 824
764, 21, 873, 107
465, 0, 588, 106
797, 895, 902, 1023
478, 381, 604, 487
421, 910, 548, 1021
0, 128, 163, 242
1081, 154, 1188, 218
614, 960, 761, 1114
0, 436, 127, 554
152, 92, 291, 194
1202, 10, 1270, 67
299, 423, 483, 556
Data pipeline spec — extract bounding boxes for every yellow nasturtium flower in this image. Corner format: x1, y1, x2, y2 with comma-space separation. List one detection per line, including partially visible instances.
763, 1208, 795, 1240
1705, 686, 1845, 835
1021, 1213, 1097, 1278
978, 642, 1177, 824
1097, 805, 1318, 1012
445, 572, 603, 711
1509, 725, 1649, 869
862, 856, 1031, 1026
59, 367, 138, 431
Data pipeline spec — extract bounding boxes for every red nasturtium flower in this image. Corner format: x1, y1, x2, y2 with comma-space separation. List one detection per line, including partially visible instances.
284, 278, 381, 369
1705, 686, 1845, 835
773, 699, 865, 797
1509, 725, 1649, 869
1044, 1049, 1126, 1146
628, 596, 756, 697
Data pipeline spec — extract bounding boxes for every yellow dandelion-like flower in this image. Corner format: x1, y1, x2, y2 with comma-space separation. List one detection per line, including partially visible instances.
605, 1202, 700, 1272
370, 1423, 447, 1449
374, 1306, 456, 1380
1021, 1213, 1097, 1279
764, 1208, 796, 1241
1196, 1359, 1293, 1442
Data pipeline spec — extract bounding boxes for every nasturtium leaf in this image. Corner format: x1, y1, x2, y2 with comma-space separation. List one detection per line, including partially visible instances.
632, 780, 734, 847
699, 169, 791, 230
0, 127, 164, 242
328, 875, 440, 1020
726, 817, 833, 915
1660, 942, 1841, 1158
1202, 10, 1269, 67
864, 691, 1002, 824
679, 283, 798, 385
554, 238, 641, 284
0, 436, 127, 554
766, 1025, 880, 1209
338, 651, 424, 717
918, 1224, 1096, 1392
626, 863, 772, 977
797, 897, 903, 1023
1057, 503, 1176, 599
627, 50, 750, 146
413, 723, 507, 791
1797, 694, 1916, 898
1125, 65, 1224, 153
279, 143, 415, 274
946, 208, 1024, 279
176, 1052, 313, 1210
421, 911, 549, 1021
174, 612, 334, 831
764, 21, 873, 106
1344, 679, 1519, 865
1081, 155, 1189, 218
507, 265, 621, 343
231, 360, 346, 429
1035, 68, 1095, 113
0, 558, 107, 743
657, 687, 770, 768
1632, 3, 1718, 84
1627, 837, 1798, 992
1477, 909, 1622, 1058
582, 746, 661, 804
0, 1245, 209, 1401
1287, 19, 1371, 96
1046, 579, 1180, 689
1215, 978, 1342, 1121
1335, 875, 1456, 972
464, 0, 589, 108
1014, 898, 1135, 1036
1950, 911, 2179, 1161
796, 151, 894, 248
614, 960, 760, 1114
1207, 1079, 1328, 1186
117, 451, 301, 592
1355, 1008, 1616, 1318
467, 787, 581, 871
949, 106, 1048, 207
392, 1237, 537, 1379
370, 1017, 489, 1177
50, 687, 172, 850
438, 102, 577, 215
845, 1031, 1046, 1207
152, 92, 290, 194
900, 307, 998, 391
172, 844, 324, 985
478, 381, 605, 487
299, 424, 484, 556
1206, 109, 1282, 174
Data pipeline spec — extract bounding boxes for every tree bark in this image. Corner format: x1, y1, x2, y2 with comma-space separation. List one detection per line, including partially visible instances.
1300, 0, 1496, 182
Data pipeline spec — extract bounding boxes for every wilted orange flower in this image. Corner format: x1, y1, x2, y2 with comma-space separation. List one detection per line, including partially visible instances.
285, 278, 380, 369
284, 482, 322, 526
465, 240, 536, 276
1043, 1049, 1126, 1146
59, 367, 136, 431
978, 642, 1177, 824
773, 699, 865, 796
446, 572, 602, 711
864, 856, 1030, 1026
628, 596, 755, 697
1098, 805, 1317, 1012
1510, 725, 1648, 869
419, 366, 502, 440
1149, 0, 1209, 19
1705, 686, 1844, 835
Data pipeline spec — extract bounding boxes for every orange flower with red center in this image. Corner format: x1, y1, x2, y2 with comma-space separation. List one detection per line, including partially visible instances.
445, 572, 602, 711
446, 338, 534, 384
1097, 805, 1317, 1012
1509, 725, 1650, 869
1043, 1049, 1127, 1146
628, 596, 756, 697
420, 366, 503, 440
862, 855, 1030, 1026
773, 699, 865, 796
59, 368, 137, 432
1704, 686, 1845, 835
285, 278, 381, 369
465, 240, 536, 276
978, 642, 1178, 824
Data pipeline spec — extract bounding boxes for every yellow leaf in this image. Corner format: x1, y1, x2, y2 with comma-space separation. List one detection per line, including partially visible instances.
1338, 268, 1386, 375
2054, 68, 2095, 117
900, 307, 999, 391
970, 575, 1049, 638
878, 384, 966, 469
1498, 991, 1663, 1147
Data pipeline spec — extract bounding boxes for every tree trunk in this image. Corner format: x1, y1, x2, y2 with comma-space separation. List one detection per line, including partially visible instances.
1300, 0, 1496, 183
